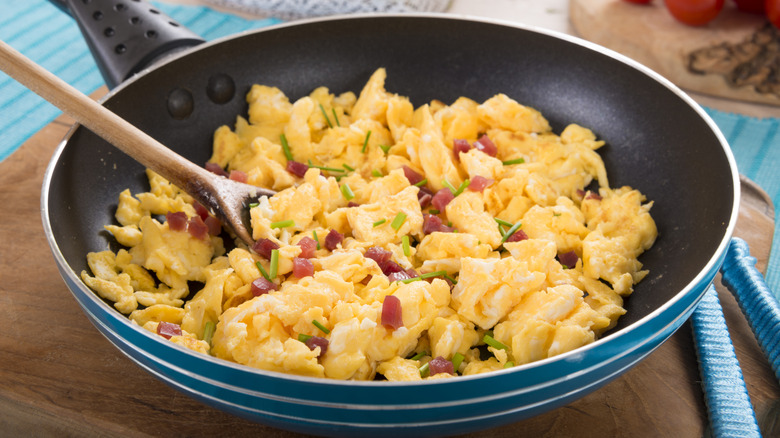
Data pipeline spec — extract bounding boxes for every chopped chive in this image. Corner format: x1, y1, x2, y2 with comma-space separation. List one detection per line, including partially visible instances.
441, 178, 458, 194
298, 333, 313, 342
504, 361, 515, 368
203, 321, 216, 346
319, 103, 333, 129
400, 276, 423, 284
342, 163, 355, 172
379, 144, 391, 154
340, 183, 355, 201
361, 130, 372, 153
483, 334, 508, 350
312, 230, 321, 249
451, 352, 465, 372
307, 159, 345, 173
402, 235, 411, 256
391, 212, 407, 231
270, 219, 295, 229
494, 218, 513, 227
413, 178, 428, 187
420, 270, 447, 279
553, 212, 561, 217
428, 209, 440, 215
313, 320, 330, 334
280, 133, 293, 161
452, 179, 469, 197
372, 169, 383, 178
500, 221, 523, 244
498, 224, 507, 238
372, 219, 387, 227
443, 273, 458, 284
269, 249, 279, 279
331, 108, 340, 127
256, 261, 271, 281
248, 202, 259, 209
419, 362, 430, 378
410, 351, 427, 361
502, 158, 525, 166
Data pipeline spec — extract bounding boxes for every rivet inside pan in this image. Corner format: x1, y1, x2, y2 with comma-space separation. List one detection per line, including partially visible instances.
167, 87, 194, 120
206, 74, 235, 104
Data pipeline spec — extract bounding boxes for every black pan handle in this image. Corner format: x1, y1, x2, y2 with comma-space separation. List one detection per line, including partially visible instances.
52, 0, 205, 88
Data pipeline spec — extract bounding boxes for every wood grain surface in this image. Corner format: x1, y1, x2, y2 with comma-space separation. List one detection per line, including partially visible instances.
0, 92, 778, 437
570, 0, 780, 108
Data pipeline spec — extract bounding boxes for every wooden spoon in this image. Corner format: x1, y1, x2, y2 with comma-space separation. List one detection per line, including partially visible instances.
0, 40, 273, 246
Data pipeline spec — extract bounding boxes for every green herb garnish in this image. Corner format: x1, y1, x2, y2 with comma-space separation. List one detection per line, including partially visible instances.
312, 230, 321, 250
402, 235, 411, 257
379, 144, 391, 155
361, 130, 372, 153
372, 219, 387, 227
494, 218, 513, 227
313, 320, 330, 334
413, 179, 428, 187
483, 334, 508, 350
391, 212, 407, 230
270, 219, 295, 229
504, 361, 515, 368
256, 261, 271, 281
410, 351, 428, 361
451, 352, 465, 372
420, 270, 447, 279
502, 158, 525, 166
332, 108, 340, 127
441, 178, 458, 194
269, 249, 279, 279
419, 362, 430, 378
452, 179, 469, 197
428, 209, 440, 215
307, 159, 345, 173
342, 163, 355, 172
500, 221, 523, 244
372, 169, 383, 178
203, 321, 216, 346
319, 103, 333, 129
400, 276, 422, 284
248, 202, 259, 209
340, 183, 355, 201
298, 333, 313, 342
280, 133, 293, 162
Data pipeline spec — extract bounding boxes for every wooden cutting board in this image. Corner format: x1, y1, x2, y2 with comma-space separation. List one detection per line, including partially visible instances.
0, 96, 777, 437
570, 0, 780, 108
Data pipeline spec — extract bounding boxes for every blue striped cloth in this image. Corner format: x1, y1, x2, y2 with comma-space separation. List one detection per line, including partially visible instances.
1, 0, 779, 301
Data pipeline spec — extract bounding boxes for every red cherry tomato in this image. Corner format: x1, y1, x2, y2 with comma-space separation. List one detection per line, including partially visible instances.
767, 0, 780, 28
663, 0, 725, 25
733, 0, 765, 13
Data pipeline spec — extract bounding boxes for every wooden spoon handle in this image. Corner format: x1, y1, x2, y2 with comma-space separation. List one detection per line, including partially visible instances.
0, 39, 209, 191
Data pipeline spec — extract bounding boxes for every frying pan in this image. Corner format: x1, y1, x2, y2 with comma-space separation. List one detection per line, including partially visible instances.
40, 0, 740, 436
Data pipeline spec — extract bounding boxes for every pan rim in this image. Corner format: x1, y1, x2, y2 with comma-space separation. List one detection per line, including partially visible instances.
40, 12, 740, 391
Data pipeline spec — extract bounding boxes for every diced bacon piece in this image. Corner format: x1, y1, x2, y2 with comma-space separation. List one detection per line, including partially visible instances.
429, 356, 454, 375
204, 216, 222, 236
251, 277, 278, 296
360, 274, 373, 285
193, 202, 210, 220
347, 201, 360, 208
304, 336, 329, 356
388, 270, 413, 282
505, 229, 529, 242
286, 160, 309, 178
423, 214, 453, 234
453, 139, 472, 160
431, 188, 455, 211
558, 250, 579, 269
381, 295, 404, 329
166, 211, 188, 231
379, 260, 405, 277
468, 175, 494, 192
474, 135, 497, 157
252, 238, 280, 259
187, 216, 209, 240
418, 193, 433, 210
586, 191, 602, 200
205, 162, 228, 177
229, 170, 248, 183
402, 165, 425, 186
576, 189, 586, 198
297, 236, 318, 258
292, 257, 314, 278
365, 246, 392, 265
324, 229, 343, 251
157, 321, 182, 339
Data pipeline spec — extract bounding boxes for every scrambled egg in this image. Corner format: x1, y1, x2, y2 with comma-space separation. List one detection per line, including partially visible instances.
82, 68, 657, 381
